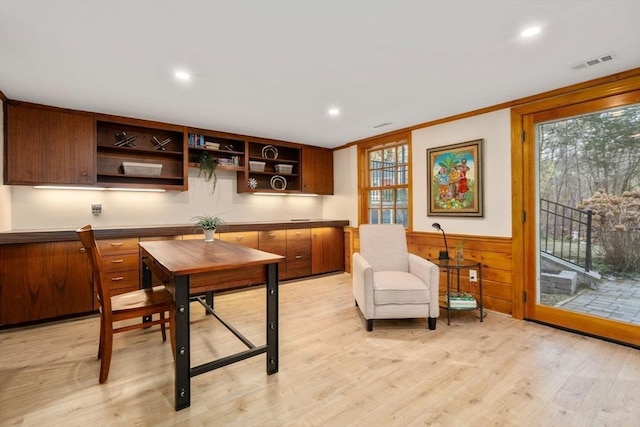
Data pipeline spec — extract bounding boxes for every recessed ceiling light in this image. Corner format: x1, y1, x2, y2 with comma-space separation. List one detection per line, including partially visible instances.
520, 26, 541, 38
174, 70, 191, 81
328, 108, 340, 116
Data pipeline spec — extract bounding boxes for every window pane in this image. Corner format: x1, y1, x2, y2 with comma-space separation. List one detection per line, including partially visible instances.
382, 189, 394, 204
396, 188, 408, 207
397, 165, 408, 184
369, 150, 382, 169
383, 167, 395, 185
383, 147, 396, 164
382, 209, 393, 224
369, 209, 380, 224
368, 190, 380, 206
398, 145, 408, 164
395, 209, 408, 227
370, 169, 382, 187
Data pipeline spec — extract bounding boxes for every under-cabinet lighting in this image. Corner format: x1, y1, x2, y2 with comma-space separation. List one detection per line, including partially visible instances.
252, 192, 318, 197
174, 70, 191, 81
34, 186, 166, 193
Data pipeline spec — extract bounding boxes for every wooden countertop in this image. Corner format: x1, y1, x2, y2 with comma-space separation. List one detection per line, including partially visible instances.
0, 220, 350, 244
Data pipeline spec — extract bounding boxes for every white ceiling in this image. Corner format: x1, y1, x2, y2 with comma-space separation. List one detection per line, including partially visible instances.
1, 1, 639, 149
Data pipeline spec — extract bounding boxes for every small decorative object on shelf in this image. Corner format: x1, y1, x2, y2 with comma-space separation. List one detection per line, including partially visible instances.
270, 175, 287, 191
262, 145, 278, 159
248, 178, 258, 189
447, 292, 477, 309
114, 131, 136, 147
151, 136, 171, 150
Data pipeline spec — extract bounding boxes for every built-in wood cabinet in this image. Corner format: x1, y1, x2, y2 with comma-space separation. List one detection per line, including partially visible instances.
0, 241, 93, 325
5, 103, 96, 185
4, 100, 333, 193
0, 221, 346, 326
302, 147, 334, 195
311, 227, 345, 275
286, 228, 312, 278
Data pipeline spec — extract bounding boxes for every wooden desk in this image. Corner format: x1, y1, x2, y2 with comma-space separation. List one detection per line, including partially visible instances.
139, 239, 284, 411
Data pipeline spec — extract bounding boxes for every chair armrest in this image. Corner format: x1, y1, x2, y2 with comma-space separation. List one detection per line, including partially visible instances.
352, 252, 375, 319
408, 254, 440, 317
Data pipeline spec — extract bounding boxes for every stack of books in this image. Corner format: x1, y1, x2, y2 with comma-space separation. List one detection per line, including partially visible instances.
447, 292, 477, 309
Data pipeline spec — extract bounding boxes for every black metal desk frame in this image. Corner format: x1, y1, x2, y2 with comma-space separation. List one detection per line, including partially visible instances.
141, 259, 279, 411
432, 258, 483, 325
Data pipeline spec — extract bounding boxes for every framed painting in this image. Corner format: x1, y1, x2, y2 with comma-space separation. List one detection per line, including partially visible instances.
427, 139, 483, 217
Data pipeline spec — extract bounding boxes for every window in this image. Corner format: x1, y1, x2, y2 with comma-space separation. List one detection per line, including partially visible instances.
359, 136, 411, 228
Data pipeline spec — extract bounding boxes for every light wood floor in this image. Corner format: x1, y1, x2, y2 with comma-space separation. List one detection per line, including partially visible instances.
1, 273, 639, 427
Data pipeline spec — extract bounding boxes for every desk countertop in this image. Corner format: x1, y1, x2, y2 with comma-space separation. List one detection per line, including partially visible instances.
0, 219, 350, 245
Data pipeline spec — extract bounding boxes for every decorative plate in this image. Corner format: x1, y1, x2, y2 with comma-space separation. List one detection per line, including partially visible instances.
270, 175, 287, 191
262, 145, 278, 159
248, 177, 258, 189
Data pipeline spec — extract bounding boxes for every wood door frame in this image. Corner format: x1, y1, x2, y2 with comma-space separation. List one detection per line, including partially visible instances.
510, 75, 640, 346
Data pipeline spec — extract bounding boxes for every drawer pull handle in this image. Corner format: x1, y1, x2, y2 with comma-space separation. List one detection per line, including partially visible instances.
79, 248, 86, 253
111, 276, 124, 281
110, 242, 124, 247
296, 255, 302, 259
295, 232, 302, 236
111, 259, 124, 264
235, 236, 244, 240
268, 233, 276, 237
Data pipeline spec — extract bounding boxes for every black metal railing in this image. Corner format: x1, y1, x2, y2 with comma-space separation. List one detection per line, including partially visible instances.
540, 198, 593, 272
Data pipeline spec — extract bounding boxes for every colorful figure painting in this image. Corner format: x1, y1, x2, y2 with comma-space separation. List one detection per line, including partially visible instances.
427, 139, 483, 217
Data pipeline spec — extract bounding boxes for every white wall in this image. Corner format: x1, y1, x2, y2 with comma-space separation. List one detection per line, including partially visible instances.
323, 145, 358, 225
0, 98, 11, 231
412, 109, 512, 237
331, 109, 512, 237
6, 168, 329, 230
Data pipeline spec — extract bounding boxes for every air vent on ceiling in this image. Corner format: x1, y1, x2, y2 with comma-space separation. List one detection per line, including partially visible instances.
370, 121, 393, 129
570, 52, 617, 71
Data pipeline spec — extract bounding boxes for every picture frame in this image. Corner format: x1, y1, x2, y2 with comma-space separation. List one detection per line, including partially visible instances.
427, 139, 483, 217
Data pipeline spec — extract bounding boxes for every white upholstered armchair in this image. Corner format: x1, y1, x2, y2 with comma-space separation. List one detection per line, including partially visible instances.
352, 224, 440, 331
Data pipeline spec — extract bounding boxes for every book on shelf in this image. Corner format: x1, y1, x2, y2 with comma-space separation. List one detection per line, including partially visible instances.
446, 292, 477, 308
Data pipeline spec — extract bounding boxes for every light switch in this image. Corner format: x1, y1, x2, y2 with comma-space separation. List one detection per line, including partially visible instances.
469, 270, 477, 282
92, 203, 102, 215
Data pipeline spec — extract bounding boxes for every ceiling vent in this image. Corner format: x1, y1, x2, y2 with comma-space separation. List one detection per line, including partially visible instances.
570, 52, 617, 71
370, 121, 393, 129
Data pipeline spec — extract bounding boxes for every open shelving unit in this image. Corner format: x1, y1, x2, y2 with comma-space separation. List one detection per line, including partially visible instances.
238, 141, 301, 193
96, 121, 187, 190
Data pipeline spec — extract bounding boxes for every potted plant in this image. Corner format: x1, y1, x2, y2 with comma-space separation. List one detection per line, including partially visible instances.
191, 215, 227, 242
198, 152, 218, 193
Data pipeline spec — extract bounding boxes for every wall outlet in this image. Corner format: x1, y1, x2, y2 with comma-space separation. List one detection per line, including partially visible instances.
469, 269, 478, 282
91, 203, 102, 215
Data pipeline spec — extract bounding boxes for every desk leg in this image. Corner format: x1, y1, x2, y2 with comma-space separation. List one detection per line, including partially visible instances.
478, 264, 484, 322
174, 274, 191, 410
141, 261, 151, 323
446, 268, 451, 326
266, 262, 279, 375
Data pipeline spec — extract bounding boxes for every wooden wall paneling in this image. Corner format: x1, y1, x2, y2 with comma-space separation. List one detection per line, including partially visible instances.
346, 227, 514, 316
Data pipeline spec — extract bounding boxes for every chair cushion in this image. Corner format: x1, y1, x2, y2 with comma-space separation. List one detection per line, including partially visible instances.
359, 224, 409, 272
373, 271, 430, 305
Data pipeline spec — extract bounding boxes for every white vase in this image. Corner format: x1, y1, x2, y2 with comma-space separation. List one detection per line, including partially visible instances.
203, 229, 215, 242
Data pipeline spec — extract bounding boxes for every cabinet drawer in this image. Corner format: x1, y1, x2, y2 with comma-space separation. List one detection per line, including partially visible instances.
220, 231, 259, 249
259, 230, 286, 255
97, 238, 139, 255
103, 270, 139, 291
287, 257, 311, 279
102, 253, 139, 272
